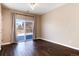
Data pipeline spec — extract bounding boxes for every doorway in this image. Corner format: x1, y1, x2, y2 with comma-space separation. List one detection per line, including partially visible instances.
15, 18, 34, 42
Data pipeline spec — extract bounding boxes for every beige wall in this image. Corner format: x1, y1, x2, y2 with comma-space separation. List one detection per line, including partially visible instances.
2, 7, 12, 43
0, 4, 2, 49
0, 4, 2, 33
35, 15, 41, 38
41, 4, 79, 49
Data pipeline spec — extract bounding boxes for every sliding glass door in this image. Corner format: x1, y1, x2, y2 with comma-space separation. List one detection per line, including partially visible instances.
15, 18, 34, 42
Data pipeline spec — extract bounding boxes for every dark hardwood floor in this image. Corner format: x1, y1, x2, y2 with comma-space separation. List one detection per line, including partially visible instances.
0, 39, 79, 56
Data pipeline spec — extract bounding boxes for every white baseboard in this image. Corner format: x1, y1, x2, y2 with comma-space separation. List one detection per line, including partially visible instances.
35, 38, 42, 39
1, 42, 11, 45
42, 38, 79, 50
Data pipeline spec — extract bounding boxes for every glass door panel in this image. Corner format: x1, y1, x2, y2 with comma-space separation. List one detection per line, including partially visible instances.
25, 21, 34, 40
16, 19, 26, 42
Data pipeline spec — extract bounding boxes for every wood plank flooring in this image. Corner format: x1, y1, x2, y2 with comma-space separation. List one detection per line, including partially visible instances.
0, 39, 79, 56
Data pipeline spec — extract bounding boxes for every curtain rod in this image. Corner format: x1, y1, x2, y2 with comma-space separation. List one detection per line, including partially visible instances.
15, 13, 34, 17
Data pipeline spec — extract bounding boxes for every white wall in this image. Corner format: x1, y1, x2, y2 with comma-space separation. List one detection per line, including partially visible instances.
41, 4, 79, 49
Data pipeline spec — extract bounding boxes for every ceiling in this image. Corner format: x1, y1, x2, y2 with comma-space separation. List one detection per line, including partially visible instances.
2, 3, 65, 15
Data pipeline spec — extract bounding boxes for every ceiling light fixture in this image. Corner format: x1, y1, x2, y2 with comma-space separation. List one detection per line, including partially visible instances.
29, 3, 38, 10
